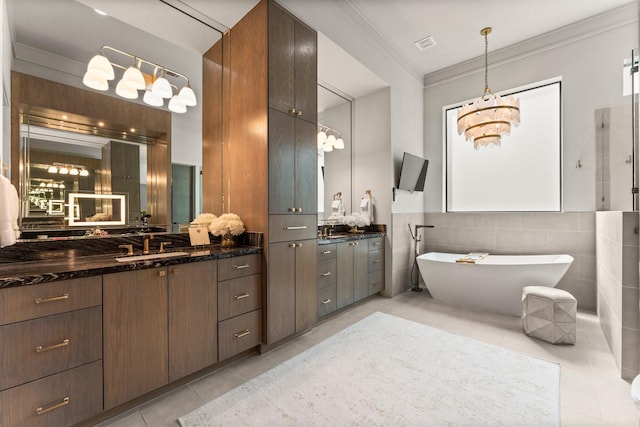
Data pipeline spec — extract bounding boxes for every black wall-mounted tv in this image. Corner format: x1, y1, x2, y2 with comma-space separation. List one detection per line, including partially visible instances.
397, 152, 429, 192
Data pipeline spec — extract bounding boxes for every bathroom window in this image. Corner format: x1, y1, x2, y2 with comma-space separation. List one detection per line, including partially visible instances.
444, 79, 562, 212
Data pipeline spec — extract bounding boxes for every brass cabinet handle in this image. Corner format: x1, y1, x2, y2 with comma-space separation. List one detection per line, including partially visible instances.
234, 329, 250, 339
321, 272, 331, 277
321, 299, 332, 305
287, 208, 303, 212
321, 250, 332, 255
284, 225, 307, 230
288, 108, 298, 115
288, 243, 302, 248
171, 268, 180, 274
35, 338, 70, 353
34, 294, 69, 304
234, 293, 250, 300
159, 270, 167, 277
233, 264, 250, 270
349, 242, 358, 246
36, 397, 69, 416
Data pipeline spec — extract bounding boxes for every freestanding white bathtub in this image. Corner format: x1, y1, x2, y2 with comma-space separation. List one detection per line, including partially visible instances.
416, 252, 574, 317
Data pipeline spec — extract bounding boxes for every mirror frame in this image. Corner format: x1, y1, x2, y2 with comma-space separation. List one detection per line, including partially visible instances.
11, 71, 172, 231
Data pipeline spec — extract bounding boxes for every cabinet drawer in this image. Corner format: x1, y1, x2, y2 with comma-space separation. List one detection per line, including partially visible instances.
218, 274, 262, 321
0, 360, 103, 427
368, 236, 384, 251
0, 276, 102, 325
218, 254, 261, 281
369, 270, 384, 295
0, 307, 102, 391
269, 215, 317, 242
318, 285, 337, 317
218, 309, 262, 361
317, 259, 336, 289
368, 249, 383, 272
318, 244, 336, 261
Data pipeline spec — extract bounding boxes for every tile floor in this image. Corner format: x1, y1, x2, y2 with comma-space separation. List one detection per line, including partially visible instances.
96, 291, 638, 427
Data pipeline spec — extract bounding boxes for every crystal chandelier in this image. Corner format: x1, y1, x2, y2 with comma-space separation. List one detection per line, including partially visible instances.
457, 27, 520, 150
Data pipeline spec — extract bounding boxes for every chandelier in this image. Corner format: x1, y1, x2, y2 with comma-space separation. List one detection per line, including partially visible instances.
457, 27, 520, 149
317, 124, 344, 152
82, 46, 196, 114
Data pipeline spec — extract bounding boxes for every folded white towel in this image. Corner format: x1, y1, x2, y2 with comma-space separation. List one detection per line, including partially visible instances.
331, 200, 341, 210
360, 199, 369, 209
0, 175, 20, 248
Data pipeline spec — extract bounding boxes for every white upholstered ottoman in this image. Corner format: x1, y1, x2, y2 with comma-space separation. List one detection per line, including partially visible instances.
522, 286, 576, 344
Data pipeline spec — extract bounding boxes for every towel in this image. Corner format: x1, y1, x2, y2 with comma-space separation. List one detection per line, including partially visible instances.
455, 253, 488, 264
0, 175, 20, 247
331, 199, 345, 216
359, 198, 373, 224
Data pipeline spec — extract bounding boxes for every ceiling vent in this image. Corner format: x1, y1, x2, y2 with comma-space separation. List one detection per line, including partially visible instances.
414, 35, 436, 51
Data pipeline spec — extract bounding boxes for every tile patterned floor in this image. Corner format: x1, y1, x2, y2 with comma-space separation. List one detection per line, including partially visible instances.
96, 292, 638, 427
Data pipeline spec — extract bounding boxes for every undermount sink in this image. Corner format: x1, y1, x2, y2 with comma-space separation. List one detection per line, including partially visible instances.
115, 251, 190, 263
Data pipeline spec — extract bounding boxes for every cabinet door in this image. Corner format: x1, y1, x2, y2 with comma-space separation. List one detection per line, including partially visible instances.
103, 268, 168, 410
295, 239, 317, 332
269, 109, 295, 214
354, 241, 369, 301
294, 119, 317, 215
268, 2, 295, 115
168, 261, 217, 382
267, 241, 296, 344
336, 242, 355, 309
294, 19, 317, 123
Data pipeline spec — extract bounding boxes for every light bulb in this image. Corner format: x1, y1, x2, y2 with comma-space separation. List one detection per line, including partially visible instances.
326, 134, 337, 147
334, 137, 344, 149
69, 167, 79, 176
323, 142, 334, 152
151, 76, 173, 99
143, 90, 164, 107
116, 80, 139, 99
86, 54, 114, 80
317, 130, 327, 148
59, 183, 65, 188
79, 169, 89, 177
121, 66, 146, 90
83, 70, 109, 91
168, 95, 187, 113
178, 86, 197, 106
47, 165, 58, 173
58, 166, 69, 175
39, 182, 46, 187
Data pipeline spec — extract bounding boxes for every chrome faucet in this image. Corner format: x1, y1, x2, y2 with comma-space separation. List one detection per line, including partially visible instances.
142, 234, 154, 254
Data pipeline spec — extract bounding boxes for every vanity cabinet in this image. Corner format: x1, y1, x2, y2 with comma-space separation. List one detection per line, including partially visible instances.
103, 268, 168, 410
168, 261, 218, 381
0, 276, 103, 427
104, 260, 219, 408
268, 238, 317, 344
337, 240, 368, 308
217, 254, 263, 361
317, 244, 337, 317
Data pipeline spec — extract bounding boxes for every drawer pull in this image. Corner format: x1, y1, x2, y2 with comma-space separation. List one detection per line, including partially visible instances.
234, 293, 250, 300
321, 272, 331, 277
171, 268, 180, 274
36, 397, 69, 416
372, 260, 379, 264
234, 329, 251, 339
287, 208, 302, 212
289, 243, 303, 248
34, 294, 69, 304
321, 250, 332, 255
349, 242, 359, 246
35, 338, 69, 353
233, 264, 250, 270
284, 225, 307, 230
321, 299, 332, 305
159, 270, 167, 277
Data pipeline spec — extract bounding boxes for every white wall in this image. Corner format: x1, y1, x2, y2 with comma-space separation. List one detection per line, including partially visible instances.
424, 4, 638, 212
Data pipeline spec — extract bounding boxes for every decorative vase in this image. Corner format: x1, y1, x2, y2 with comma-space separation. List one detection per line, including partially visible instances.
221, 232, 235, 248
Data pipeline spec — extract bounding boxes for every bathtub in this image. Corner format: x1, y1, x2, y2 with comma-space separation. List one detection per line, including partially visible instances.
416, 252, 574, 316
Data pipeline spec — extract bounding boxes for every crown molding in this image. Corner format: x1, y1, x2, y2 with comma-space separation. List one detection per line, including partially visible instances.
338, 0, 424, 84
424, 1, 638, 89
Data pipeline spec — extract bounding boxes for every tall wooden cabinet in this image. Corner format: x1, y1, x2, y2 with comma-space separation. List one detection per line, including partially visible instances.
207, 0, 319, 346
337, 240, 368, 308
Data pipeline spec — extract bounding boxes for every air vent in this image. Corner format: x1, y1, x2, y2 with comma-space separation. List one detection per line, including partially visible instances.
414, 35, 436, 51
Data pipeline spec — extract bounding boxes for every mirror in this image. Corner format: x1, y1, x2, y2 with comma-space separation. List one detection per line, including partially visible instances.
318, 83, 353, 222
21, 117, 148, 229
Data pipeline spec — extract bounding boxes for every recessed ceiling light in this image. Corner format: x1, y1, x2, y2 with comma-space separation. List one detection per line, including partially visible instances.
414, 35, 437, 51
94, 8, 108, 16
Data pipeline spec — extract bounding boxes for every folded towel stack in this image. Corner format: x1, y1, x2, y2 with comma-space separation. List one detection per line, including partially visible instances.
455, 252, 489, 264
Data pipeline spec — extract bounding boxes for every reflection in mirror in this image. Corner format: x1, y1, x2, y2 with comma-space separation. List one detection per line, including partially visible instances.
595, 104, 634, 211
21, 117, 149, 230
318, 83, 353, 222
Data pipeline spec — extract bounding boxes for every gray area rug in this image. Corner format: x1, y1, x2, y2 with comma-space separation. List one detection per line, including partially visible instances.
179, 311, 559, 426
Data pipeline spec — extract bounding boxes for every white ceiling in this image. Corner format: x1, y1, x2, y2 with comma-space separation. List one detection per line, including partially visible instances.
7, 0, 636, 104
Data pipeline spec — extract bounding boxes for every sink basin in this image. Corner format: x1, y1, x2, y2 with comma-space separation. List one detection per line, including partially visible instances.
115, 251, 189, 263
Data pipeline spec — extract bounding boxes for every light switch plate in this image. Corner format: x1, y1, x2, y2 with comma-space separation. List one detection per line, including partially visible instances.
188, 225, 210, 246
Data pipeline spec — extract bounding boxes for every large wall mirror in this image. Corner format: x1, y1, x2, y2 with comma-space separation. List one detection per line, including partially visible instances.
318, 83, 354, 222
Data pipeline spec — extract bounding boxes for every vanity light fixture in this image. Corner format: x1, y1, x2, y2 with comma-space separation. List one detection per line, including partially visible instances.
318, 124, 344, 152
47, 162, 90, 177
83, 46, 197, 113
457, 27, 520, 150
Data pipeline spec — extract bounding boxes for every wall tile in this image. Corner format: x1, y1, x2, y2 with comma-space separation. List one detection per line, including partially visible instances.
521, 212, 581, 231
547, 231, 595, 256
495, 229, 548, 254
621, 327, 639, 376
621, 286, 639, 330
622, 246, 639, 287
578, 255, 596, 281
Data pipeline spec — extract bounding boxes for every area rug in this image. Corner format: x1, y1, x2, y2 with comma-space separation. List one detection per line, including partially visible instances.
179, 311, 559, 426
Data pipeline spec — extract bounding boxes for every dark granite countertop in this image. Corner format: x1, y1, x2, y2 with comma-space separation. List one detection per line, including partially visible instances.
318, 232, 385, 245
0, 245, 261, 289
